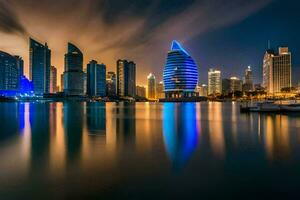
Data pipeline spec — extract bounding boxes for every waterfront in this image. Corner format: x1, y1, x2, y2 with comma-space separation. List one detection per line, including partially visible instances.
1, 102, 300, 199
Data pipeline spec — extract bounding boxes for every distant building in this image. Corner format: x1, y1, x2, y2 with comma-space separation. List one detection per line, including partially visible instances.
106, 71, 116, 97
0, 51, 20, 95
136, 86, 146, 98
163, 41, 198, 98
243, 66, 254, 92
87, 60, 106, 97
208, 69, 222, 95
263, 47, 292, 93
50, 66, 58, 93
156, 81, 165, 99
198, 84, 208, 97
29, 38, 51, 95
60, 74, 64, 92
254, 83, 265, 92
147, 73, 156, 99
222, 79, 231, 95
116, 59, 136, 97
230, 77, 243, 93
63, 43, 85, 96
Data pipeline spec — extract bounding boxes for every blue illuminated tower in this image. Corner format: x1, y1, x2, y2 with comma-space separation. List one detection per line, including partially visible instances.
163, 41, 198, 98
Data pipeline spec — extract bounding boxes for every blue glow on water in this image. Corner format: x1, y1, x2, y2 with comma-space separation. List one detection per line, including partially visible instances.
162, 103, 199, 170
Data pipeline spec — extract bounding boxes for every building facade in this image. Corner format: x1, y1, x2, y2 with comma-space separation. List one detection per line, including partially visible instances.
29, 38, 51, 95
87, 60, 106, 97
198, 84, 208, 97
136, 86, 146, 98
156, 81, 165, 99
0, 51, 20, 95
147, 73, 156, 99
243, 66, 254, 92
50, 66, 58, 93
163, 41, 198, 98
106, 71, 116, 97
63, 43, 84, 96
208, 69, 222, 96
230, 77, 243, 93
116, 59, 136, 97
263, 47, 292, 94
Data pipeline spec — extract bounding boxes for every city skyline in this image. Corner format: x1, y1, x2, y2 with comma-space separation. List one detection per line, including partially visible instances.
1, 0, 300, 87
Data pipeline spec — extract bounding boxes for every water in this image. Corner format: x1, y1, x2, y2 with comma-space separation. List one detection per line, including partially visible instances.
0, 102, 300, 199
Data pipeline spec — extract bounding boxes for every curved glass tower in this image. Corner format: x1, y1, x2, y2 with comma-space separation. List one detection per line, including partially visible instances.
163, 41, 198, 98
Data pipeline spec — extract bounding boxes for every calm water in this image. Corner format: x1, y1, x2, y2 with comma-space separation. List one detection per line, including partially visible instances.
1, 102, 300, 199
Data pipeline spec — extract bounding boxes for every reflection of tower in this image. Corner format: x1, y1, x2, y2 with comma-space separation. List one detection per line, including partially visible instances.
63, 102, 83, 161
162, 103, 198, 170
86, 102, 106, 134
116, 102, 136, 144
29, 103, 51, 170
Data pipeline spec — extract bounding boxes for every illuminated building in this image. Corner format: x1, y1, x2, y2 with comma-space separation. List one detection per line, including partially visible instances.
147, 73, 156, 99
63, 43, 85, 96
106, 71, 116, 97
0, 51, 20, 96
198, 84, 208, 97
230, 76, 243, 93
87, 60, 106, 97
19, 75, 34, 96
29, 38, 51, 95
156, 81, 165, 99
60, 74, 64, 92
50, 66, 58, 93
163, 40, 198, 98
136, 86, 146, 98
263, 47, 292, 94
208, 69, 222, 95
243, 66, 254, 92
116, 59, 136, 97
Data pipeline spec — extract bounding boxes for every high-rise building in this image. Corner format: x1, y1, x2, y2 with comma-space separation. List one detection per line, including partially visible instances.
230, 76, 243, 93
208, 69, 222, 96
198, 84, 208, 97
60, 74, 64, 92
147, 73, 156, 99
243, 66, 254, 92
136, 86, 146, 98
87, 60, 106, 97
63, 43, 84, 96
0, 51, 20, 95
222, 78, 231, 95
263, 47, 292, 94
163, 41, 198, 98
156, 81, 165, 99
106, 71, 116, 97
15, 56, 24, 77
116, 59, 136, 97
50, 66, 58, 93
29, 38, 51, 95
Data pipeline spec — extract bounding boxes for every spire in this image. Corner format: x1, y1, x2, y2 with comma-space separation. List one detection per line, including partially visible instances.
171, 40, 189, 56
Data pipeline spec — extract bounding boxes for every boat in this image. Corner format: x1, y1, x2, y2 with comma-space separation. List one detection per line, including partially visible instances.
280, 103, 300, 112
240, 101, 280, 112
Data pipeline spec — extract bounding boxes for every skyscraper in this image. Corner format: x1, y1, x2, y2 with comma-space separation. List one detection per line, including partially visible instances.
60, 74, 64, 92
50, 66, 58, 93
263, 47, 292, 94
87, 60, 106, 97
29, 38, 51, 95
116, 59, 136, 97
63, 43, 84, 96
243, 66, 254, 92
15, 56, 24, 77
208, 69, 222, 96
0, 51, 20, 95
156, 81, 165, 99
136, 86, 146, 98
147, 73, 156, 99
230, 76, 243, 93
163, 41, 198, 98
106, 71, 116, 97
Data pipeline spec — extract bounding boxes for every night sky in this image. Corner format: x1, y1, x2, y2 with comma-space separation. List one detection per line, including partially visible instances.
0, 0, 298, 86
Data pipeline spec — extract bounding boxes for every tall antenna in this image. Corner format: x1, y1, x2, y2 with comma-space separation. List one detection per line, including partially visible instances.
267, 40, 271, 49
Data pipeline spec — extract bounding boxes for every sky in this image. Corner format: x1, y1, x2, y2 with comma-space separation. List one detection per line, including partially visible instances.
0, 0, 299, 87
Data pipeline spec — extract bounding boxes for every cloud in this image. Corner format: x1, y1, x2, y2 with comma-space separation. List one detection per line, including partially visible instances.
0, 0, 27, 35
0, 0, 272, 85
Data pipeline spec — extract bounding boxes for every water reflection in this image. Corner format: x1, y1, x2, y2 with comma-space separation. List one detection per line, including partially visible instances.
162, 103, 199, 170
